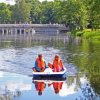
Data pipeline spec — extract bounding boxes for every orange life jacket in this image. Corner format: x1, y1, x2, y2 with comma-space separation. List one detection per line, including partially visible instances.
53, 82, 63, 92
36, 82, 45, 92
36, 58, 45, 69
53, 59, 63, 70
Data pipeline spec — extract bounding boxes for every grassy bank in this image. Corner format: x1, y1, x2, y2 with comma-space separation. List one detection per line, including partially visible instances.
76, 29, 100, 43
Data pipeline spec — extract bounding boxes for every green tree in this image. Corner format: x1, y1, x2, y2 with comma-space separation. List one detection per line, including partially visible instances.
0, 3, 12, 23
12, 0, 31, 23
83, 0, 100, 30
53, 0, 62, 24
89, 0, 100, 29
61, 0, 88, 32
40, 1, 55, 24
30, 0, 41, 24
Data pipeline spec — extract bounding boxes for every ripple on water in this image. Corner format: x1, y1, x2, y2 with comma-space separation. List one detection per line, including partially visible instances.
0, 46, 67, 76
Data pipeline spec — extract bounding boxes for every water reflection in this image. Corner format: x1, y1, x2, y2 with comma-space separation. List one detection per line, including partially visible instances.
33, 81, 46, 96
0, 37, 100, 99
0, 71, 32, 100
48, 81, 63, 94
0, 71, 99, 100
32, 75, 96, 100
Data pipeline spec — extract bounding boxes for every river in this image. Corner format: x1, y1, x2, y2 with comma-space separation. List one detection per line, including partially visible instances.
0, 36, 100, 100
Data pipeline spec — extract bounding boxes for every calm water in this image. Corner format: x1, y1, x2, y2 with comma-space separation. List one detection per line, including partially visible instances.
0, 37, 100, 100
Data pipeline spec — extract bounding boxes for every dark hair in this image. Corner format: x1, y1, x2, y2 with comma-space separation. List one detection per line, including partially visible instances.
38, 91, 42, 95
38, 54, 42, 57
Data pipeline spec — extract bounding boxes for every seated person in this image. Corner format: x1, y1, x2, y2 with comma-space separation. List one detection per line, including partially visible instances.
32, 54, 46, 72
48, 54, 64, 72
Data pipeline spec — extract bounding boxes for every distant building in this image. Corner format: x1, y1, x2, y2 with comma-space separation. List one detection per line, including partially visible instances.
0, 24, 68, 36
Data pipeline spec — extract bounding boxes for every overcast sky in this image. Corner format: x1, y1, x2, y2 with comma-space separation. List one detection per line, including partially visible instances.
0, 0, 53, 5
0, 0, 15, 5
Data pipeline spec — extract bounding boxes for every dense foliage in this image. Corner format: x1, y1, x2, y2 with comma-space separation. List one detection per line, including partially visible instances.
0, 0, 100, 31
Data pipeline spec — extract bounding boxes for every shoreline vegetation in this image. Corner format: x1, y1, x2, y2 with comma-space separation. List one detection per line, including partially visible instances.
76, 29, 100, 43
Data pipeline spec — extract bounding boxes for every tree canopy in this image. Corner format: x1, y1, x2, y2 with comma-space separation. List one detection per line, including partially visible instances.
0, 0, 100, 30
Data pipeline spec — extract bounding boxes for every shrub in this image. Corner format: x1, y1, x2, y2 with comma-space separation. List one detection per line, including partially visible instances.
83, 29, 91, 32
83, 31, 100, 39
91, 36, 100, 41
76, 31, 84, 36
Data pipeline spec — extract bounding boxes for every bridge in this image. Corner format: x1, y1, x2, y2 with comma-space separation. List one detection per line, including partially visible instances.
0, 24, 69, 36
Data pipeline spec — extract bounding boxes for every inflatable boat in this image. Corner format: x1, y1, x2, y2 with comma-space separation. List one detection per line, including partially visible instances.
33, 67, 67, 79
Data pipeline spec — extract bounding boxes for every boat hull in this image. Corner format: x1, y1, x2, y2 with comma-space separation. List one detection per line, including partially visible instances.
32, 68, 67, 79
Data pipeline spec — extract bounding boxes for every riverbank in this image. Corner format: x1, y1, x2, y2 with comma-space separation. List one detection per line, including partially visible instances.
76, 29, 100, 43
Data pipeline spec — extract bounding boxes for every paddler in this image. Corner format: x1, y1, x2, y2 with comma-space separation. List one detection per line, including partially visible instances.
32, 54, 46, 72
48, 54, 64, 72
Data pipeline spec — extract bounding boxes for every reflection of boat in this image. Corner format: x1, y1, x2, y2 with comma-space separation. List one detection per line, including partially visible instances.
32, 79, 66, 84
33, 76, 66, 81
33, 67, 67, 79
32, 79, 65, 95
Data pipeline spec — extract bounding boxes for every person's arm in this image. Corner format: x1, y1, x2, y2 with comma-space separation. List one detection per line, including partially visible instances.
48, 63, 53, 69
34, 61, 37, 67
32, 61, 37, 70
44, 61, 48, 68
48, 83, 53, 87
34, 61, 41, 71
60, 82, 63, 89
60, 60, 64, 70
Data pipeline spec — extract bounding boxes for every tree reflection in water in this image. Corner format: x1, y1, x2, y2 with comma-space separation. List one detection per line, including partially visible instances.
0, 85, 21, 100
0, 81, 32, 100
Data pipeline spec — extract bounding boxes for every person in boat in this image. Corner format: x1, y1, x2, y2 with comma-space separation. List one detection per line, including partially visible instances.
34, 81, 46, 96
48, 82, 63, 94
48, 54, 64, 72
32, 54, 46, 72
